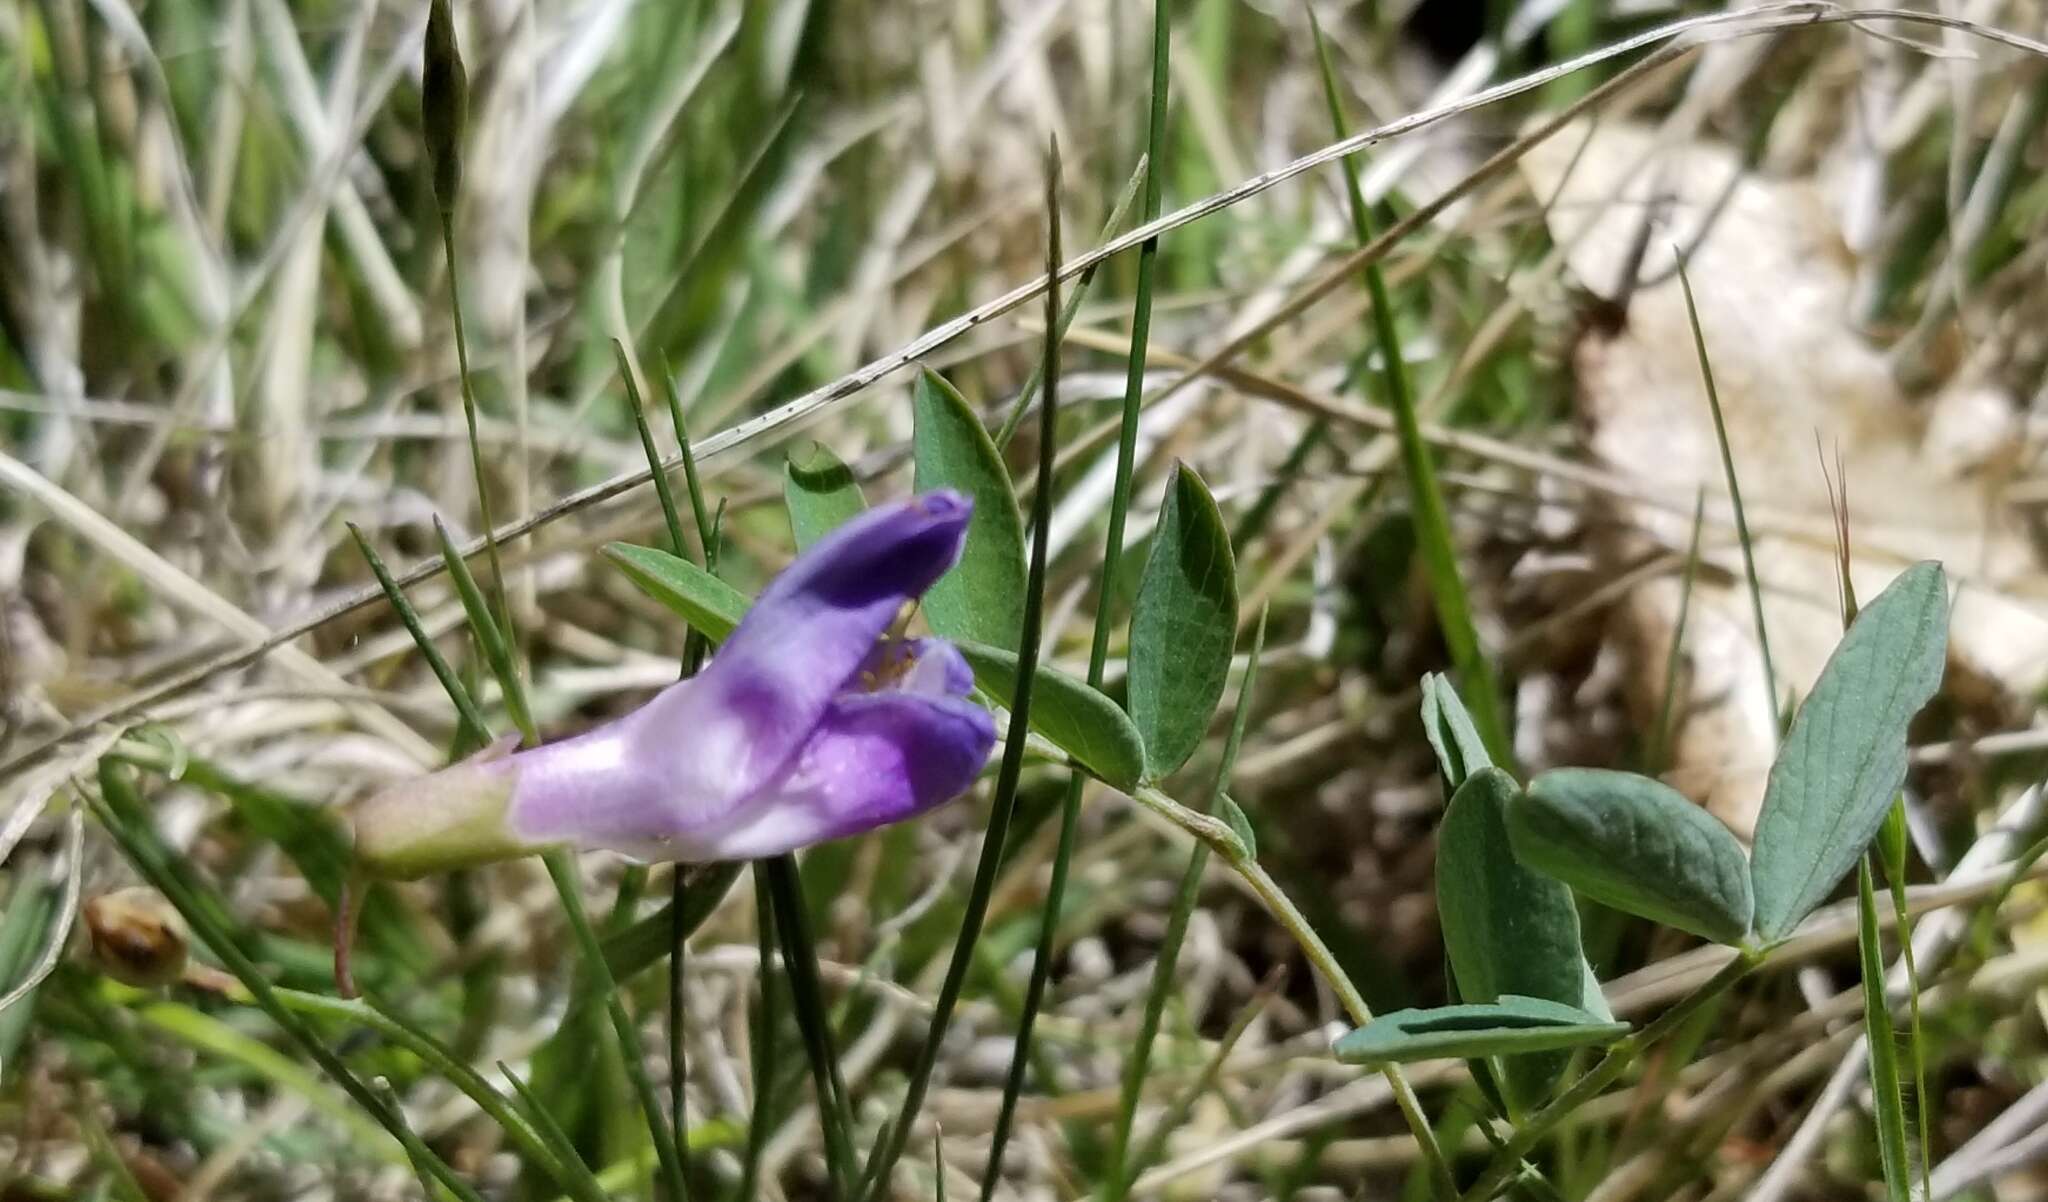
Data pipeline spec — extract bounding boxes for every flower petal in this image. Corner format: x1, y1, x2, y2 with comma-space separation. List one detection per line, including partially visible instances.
692, 688, 997, 860
628, 492, 974, 813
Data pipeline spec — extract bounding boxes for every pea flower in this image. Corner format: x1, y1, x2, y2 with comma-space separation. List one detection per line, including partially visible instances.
354, 491, 998, 877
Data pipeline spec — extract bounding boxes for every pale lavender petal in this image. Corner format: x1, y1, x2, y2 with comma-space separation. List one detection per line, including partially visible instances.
502, 718, 686, 860
693, 689, 997, 860
628, 492, 973, 813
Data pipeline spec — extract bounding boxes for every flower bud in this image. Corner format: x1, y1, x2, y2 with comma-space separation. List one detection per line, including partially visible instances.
84, 887, 188, 987
422, 0, 468, 216
351, 736, 535, 879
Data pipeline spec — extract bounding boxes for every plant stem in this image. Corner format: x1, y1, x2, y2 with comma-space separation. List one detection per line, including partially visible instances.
1455, 951, 1760, 1202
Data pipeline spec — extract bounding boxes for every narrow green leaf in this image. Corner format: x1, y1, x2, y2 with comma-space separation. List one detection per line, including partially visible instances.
1437, 767, 1595, 1111
1105, 609, 1266, 1202
1128, 464, 1238, 777
954, 641, 1146, 790
347, 523, 490, 751
0, 873, 58, 1064
434, 517, 537, 745
784, 443, 866, 551
1335, 997, 1628, 1065
1420, 672, 1492, 795
1511, 768, 1754, 945
1218, 794, 1256, 859
1680, 262, 1780, 731
601, 542, 1147, 788
1311, 8, 1508, 765
538, 851, 687, 1202
1750, 563, 1949, 940
912, 368, 1029, 649
603, 542, 748, 635
1858, 858, 1913, 1202
600, 862, 744, 984
762, 856, 856, 1194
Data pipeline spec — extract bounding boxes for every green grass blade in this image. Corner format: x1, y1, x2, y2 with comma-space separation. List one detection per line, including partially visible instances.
502, 1060, 610, 1200
1676, 260, 1779, 731
975, 130, 1113, 1199
1880, 800, 1932, 1198
761, 855, 856, 1195
538, 851, 688, 1202
1648, 492, 1706, 773
432, 516, 538, 746
859, 139, 1066, 1202
90, 761, 487, 1202
1858, 857, 1913, 1202
602, 863, 745, 983
1311, 10, 1508, 764
1101, 608, 1268, 1202
616, 340, 691, 562
737, 871, 784, 1202
993, 156, 1149, 451
980, 5, 1178, 1183
346, 523, 491, 751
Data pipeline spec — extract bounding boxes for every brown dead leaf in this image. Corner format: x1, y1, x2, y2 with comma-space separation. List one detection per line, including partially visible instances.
1521, 119, 2048, 836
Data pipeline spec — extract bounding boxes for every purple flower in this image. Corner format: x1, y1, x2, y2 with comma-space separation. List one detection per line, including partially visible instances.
354, 492, 998, 877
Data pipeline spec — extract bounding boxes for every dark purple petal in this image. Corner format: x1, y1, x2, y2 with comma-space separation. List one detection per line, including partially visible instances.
690, 688, 997, 860
628, 492, 973, 809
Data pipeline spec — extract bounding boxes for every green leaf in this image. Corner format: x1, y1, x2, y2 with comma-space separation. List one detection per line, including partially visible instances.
603, 541, 748, 638
600, 542, 1146, 789
955, 641, 1147, 790
1421, 672, 1492, 795
1749, 563, 1948, 941
1218, 793, 1256, 859
1858, 858, 1914, 1202
1437, 767, 1595, 1111
1334, 996, 1628, 1065
912, 368, 1028, 650
784, 443, 866, 552
1128, 464, 1238, 777
1511, 768, 1754, 945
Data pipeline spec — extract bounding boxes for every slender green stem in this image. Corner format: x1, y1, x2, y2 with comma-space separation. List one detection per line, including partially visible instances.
983, 5, 1173, 1189
439, 216, 519, 665
993, 156, 1148, 451
540, 851, 689, 1202
1678, 261, 1779, 730
737, 873, 784, 1202
1102, 611, 1268, 1202
858, 139, 1066, 1202
1311, 11, 1508, 765
762, 856, 857, 1195
1455, 951, 1759, 1202
90, 764, 487, 1202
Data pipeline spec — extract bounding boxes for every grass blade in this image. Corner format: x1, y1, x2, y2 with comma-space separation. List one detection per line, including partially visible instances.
761, 856, 856, 1195
1311, 11, 1509, 763
1676, 260, 1779, 730
90, 760, 487, 1202
346, 523, 490, 751
1858, 857, 1913, 1202
1101, 609, 1267, 1202
539, 850, 689, 1202
432, 516, 538, 746
859, 138, 1064, 1202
